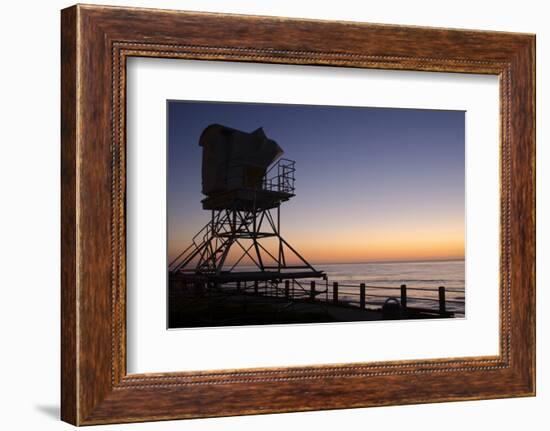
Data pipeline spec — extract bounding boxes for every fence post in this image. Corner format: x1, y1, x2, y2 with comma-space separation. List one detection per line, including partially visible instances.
333, 282, 339, 303
254, 280, 258, 294
310, 281, 316, 301
439, 286, 446, 314
400, 284, 407, 309
285, 280, 290, 299
360, 283, 366, 309
236, 281, 240, 292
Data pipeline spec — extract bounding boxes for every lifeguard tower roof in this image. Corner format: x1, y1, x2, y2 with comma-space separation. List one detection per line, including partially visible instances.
199, 124, 294, 211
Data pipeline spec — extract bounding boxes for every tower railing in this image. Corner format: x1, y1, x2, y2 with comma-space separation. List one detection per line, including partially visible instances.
263, 158, 296, 194
221, 158, 296, 194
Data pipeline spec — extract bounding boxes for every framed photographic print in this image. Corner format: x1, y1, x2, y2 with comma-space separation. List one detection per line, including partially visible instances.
165, 101, 465, 330
61, 4, 535, 425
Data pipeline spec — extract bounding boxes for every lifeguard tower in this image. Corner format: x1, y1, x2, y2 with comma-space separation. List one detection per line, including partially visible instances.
168, 124, 325, 287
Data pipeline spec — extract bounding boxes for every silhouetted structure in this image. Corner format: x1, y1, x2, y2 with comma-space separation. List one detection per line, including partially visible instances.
169, 124, 325, 287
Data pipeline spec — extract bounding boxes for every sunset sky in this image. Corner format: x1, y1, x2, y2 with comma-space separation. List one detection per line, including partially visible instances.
167, 101, 465, 264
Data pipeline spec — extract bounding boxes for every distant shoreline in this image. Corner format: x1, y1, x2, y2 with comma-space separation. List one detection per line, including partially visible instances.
310, 258, 465, 266
167, 258, 465, 268
206, 258, 466, 269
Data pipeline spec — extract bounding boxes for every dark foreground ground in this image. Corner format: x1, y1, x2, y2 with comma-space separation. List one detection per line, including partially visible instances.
168, 288, 450, 329
169, 292, 383, 328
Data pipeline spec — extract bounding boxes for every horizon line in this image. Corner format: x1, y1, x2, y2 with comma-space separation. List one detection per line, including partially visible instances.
310, 257, 465, 266
217, 257, 466, 268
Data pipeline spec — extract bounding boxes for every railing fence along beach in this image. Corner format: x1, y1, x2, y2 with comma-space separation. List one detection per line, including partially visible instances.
172, 278, 465, 318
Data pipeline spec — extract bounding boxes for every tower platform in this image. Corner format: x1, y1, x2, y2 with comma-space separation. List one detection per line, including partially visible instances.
172, 270, 326, 284
202, 188, 294, 211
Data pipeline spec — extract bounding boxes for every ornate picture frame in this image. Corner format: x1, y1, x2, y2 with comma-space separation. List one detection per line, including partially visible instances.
61, 4, 535, 425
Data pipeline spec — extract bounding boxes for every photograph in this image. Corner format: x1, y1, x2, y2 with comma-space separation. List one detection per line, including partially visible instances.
167, 101, 466, 328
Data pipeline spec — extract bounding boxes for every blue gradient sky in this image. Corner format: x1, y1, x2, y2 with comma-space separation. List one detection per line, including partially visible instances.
167, 100, 465, 264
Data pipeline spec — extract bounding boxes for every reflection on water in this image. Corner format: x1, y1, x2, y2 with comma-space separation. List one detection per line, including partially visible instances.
235, 259, 465, 316
317, 259, 465, 316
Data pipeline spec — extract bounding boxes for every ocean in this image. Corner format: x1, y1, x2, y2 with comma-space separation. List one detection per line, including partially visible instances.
308, 259, 465, 316
230, 259, 465, 316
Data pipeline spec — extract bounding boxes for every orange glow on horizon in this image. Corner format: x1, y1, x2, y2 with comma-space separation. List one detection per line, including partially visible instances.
168, 224, 465, 266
